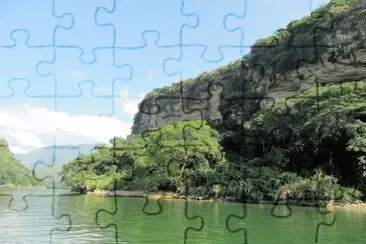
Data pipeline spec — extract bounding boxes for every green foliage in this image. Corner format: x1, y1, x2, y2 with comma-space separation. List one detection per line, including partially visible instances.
285, 0, 363, 30
61, 121, 228, 197
329, 3, 351, 14
275, 28, 291, 40
0, 139, 42, 187
243, 81, 366, 200
275, 170, 362, 202
61, 80, 366, 204
331, 0, 364, 6
253, 28, 291, 47
254, 36, 278, 47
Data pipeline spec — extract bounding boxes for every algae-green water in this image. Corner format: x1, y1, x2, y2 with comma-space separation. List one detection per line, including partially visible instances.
0, 189, 365, 243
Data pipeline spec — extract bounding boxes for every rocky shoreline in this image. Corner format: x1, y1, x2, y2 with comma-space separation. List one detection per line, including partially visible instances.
84, 189, 365, 209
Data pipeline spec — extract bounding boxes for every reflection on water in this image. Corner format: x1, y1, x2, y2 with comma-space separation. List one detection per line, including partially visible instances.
0, 188, 365, 243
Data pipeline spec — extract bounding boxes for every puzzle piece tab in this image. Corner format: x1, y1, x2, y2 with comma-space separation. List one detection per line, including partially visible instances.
181, 0, 247, 61
96, 0, 196, 48
54, 0, 115, 62
37, 47, 132, 97
0, 192, 71, 243
0, 32, 55, 97
0, 0, 72, 46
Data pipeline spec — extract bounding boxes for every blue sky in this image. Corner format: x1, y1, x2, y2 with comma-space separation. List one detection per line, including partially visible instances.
0, 0, 330, 153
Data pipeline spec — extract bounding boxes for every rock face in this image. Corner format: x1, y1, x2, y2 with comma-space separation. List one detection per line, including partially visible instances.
132, 1, 366, 135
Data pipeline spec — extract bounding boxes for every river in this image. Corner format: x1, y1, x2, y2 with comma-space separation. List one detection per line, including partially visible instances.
0, 188, 365, 243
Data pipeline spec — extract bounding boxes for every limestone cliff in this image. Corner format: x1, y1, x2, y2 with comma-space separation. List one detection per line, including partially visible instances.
132, 0, 366, 135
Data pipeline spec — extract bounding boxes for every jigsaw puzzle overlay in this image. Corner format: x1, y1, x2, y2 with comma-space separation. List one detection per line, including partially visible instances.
0, 0, 366, 243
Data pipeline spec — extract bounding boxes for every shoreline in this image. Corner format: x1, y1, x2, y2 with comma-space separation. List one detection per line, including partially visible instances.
3, 187, 366, 210
85, 189, 366, 210
0, 185, 46, 189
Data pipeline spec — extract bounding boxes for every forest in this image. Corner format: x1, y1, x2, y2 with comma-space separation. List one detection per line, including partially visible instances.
61, 81, 366, 204
0, 139, 41, 187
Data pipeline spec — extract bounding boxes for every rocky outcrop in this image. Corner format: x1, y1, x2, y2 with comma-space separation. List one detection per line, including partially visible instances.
132, 1, 366, 135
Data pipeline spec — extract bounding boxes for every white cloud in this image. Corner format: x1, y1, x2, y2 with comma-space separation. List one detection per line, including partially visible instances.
0, 104, 133, 154
0, 111, 21, 128
120, 88, 145, 117
8, 145, 28, 154
6, 130, 45, 149
122, 97, 141, 117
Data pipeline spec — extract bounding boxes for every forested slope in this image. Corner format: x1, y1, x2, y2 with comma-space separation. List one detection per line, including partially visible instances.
0, 139, 41, 187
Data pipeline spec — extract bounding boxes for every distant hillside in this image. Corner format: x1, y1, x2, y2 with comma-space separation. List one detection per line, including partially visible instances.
14, 144, 102, 170
0, 139, 41, 187
14, 144, 102, 187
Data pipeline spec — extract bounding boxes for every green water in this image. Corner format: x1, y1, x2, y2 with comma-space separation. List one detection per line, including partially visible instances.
0, 189, 365, 243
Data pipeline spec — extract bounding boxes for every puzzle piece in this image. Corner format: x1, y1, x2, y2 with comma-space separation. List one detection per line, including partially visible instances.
0, 31, 55, 97
163, 47, 277, 130
0, 0, 72, 46
0, 192, 71, 243
226, 204, 248, 244
225, 176, 248, 244
292, 5, 366, 86
183, 200, 205, 244
32, 143, 84, 189
109, 136, 165, 216
279, 83, 354, 241
55, 81, 117, 116
54, 0, 115, 62
0, 136, 36, 211
0, 82, 55, 211
132, 119, 224, 241
0, 136, 72, 242
114, 32, 180, 94
96, 196, 204, 243
227, 0, 316, 48
37, 46, 132, 97
0, 80, 56, 114
164, 45, 246, 83
96, 0, 196, 48
180, 0, 247, 61
246, 204, 338, 243
137, 76, 245, 128
95, 179, 119, 243
149, 121, 223, 186
56, 143, 122, 241
217, 89, 276, 131
314, 204, 336, 243
137, 84, 207, 133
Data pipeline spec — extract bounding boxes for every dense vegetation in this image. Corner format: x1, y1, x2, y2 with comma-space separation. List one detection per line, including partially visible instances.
61, 81, 365, 204
227, 81, 366, 203
0, 139, 41, 187
61, 121, 228, 196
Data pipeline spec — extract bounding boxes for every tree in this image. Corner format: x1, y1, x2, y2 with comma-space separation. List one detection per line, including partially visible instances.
137, 120, 228, 196
61, 120, 229, 197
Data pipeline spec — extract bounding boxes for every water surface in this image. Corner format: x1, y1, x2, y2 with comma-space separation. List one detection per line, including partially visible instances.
0, 188, 365, 243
